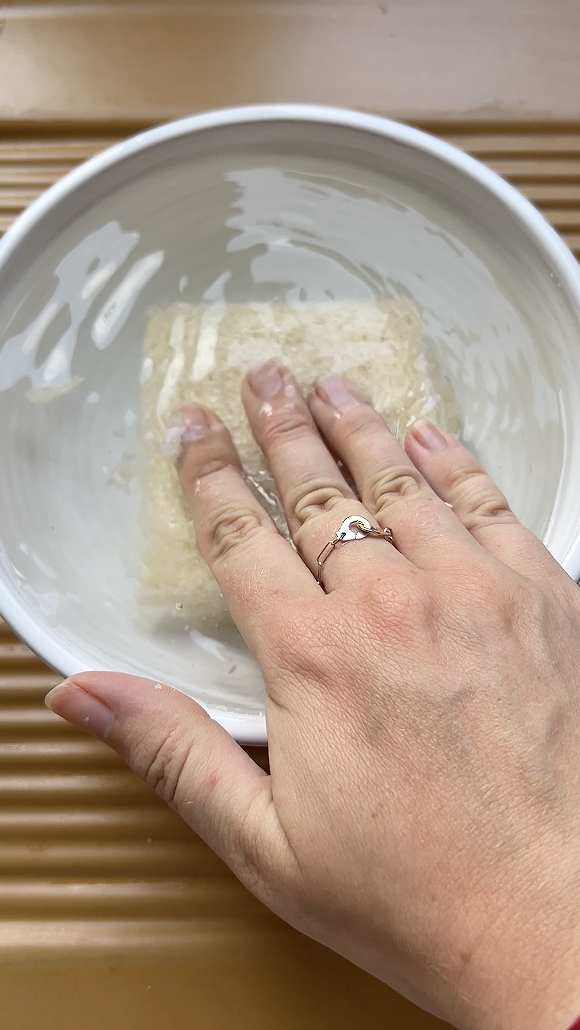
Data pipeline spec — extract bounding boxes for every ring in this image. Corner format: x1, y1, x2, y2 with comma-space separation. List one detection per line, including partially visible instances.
316, 515, 394, 590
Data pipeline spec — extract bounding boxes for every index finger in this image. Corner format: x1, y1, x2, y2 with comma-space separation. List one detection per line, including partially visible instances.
176, 405, 320, 657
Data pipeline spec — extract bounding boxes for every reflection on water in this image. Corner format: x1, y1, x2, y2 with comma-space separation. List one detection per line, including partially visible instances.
0, 221, 163, 396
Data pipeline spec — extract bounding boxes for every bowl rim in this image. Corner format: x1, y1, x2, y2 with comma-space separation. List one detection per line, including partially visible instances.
1, 102, 580, 745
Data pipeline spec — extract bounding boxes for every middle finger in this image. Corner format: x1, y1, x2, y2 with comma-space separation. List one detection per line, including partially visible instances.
242, 364, 412, 587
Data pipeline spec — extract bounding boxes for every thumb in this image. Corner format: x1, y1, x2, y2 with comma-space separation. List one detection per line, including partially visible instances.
45, 672, 275, 885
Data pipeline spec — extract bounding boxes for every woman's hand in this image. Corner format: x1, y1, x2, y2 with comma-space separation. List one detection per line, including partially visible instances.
47, 364, 580, 1030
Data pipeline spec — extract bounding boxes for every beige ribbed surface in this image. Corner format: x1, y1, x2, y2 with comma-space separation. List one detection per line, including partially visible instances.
1, 127, 578, 1027
0, 129, 579, 250
0, 611, 274, 956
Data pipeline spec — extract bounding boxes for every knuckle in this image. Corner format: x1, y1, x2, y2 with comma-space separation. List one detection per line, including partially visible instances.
204, 504, 267, 563
336, 408, 383, 447
365, 463, 423, 511
236, 799, 290, 898
370, 573, 434, 632
336, 572, 435, 654
236, 815, 270, 895
443, 462, 483, 492
468, 490, 513, 523
268, 604, 341, 686
466, 496, 513, 527
289, 477, 350, 527
179, 452, 231, 494
195, 456, 233, 481
258, 406, 312, 448
137, 729, 191, 808
451, 471, 513, 527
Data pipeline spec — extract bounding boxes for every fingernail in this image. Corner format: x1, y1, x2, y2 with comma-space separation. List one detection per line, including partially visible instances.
45, 681, 115, 741
410, 421, 448, 451
181, 406, 210, 443
315, 374, 361, 413
247, 363, 284, 399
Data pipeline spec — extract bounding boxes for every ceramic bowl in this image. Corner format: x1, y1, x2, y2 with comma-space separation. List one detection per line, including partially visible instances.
1, 105, 580, 744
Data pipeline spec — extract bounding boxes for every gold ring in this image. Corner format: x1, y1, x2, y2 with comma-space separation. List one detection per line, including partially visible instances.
316, 515, 394, 590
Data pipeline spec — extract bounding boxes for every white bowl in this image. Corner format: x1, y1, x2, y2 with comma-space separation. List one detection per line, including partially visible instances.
1, 105, 580, 746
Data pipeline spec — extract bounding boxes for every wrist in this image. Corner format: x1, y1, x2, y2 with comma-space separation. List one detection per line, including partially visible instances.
445, 863, 580, 1030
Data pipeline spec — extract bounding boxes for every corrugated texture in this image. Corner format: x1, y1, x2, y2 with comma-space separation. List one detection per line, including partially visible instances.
1, 128, 578, 1028
0, 129, 579, 255
445, 129, 580, 256
0, 609, 275, 957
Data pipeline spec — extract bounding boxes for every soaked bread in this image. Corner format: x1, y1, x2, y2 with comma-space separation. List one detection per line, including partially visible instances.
139, 300, 459, 625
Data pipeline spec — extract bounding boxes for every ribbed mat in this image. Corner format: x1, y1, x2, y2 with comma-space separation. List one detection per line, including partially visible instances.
0, 129, 578, 252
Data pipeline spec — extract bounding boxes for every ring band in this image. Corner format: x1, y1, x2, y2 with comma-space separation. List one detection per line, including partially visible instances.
316, 515, 394, 590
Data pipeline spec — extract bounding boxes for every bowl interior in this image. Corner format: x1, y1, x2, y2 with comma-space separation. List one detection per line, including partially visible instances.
0, 114, 580, 734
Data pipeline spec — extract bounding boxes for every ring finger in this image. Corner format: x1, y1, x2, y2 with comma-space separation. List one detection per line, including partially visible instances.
242, 364, 410, 589
307, 374, 482, 572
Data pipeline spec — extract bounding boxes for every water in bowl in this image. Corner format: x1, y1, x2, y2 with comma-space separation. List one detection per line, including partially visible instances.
0, 149, 563, 714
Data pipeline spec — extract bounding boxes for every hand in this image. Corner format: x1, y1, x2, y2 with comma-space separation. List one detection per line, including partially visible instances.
47, 364, 580, 1030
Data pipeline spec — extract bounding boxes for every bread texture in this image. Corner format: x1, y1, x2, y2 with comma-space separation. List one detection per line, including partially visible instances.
139, 300, 459, 623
